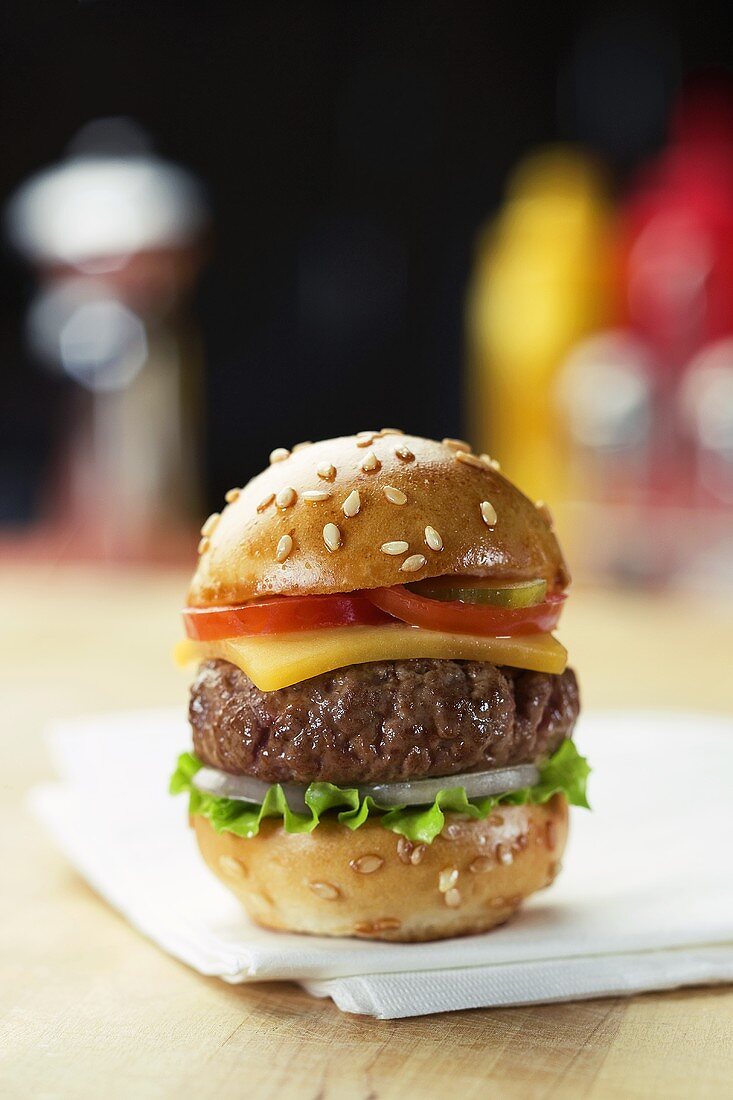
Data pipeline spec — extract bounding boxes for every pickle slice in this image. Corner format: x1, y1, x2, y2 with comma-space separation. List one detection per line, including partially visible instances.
408, 577, 547, 608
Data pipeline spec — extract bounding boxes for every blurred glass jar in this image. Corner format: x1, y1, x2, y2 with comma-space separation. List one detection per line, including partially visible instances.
554, 331, 667, 585
557, 330, 654, 502
680, 339, 733, 507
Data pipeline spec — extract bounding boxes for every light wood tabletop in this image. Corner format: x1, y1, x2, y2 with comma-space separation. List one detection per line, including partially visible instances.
1, 562, 732, 1099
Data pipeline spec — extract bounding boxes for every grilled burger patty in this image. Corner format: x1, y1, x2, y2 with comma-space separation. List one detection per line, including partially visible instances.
190, 658, 580, 786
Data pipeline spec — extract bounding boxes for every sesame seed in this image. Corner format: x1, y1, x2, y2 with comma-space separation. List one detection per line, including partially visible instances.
438, 868, 459, 893
381, 540, 409, 555
275, 486, 297, 509
361, 450, 381, 472
317, 462, 336, 481
536, 500, 553, 526
323, 522, 341, 552
455, 450, 485, 470
496, 843, 513, 865
400, 553, 427, 573
444, 823, 462, 839
269, 447, 290, 464
444, 887, 462, 908
480, 453, 501, 470
443, 437, 471, 453
292, 441, 312, 452
480, 500, 497, 526
395, 445, 414, 462
354, 918, 402, 934
342, 489, 361, 517
224, 487, 241, 504
410, 844, 426, 865
424, 525, 443, 551
197, 536, 210, 555
275, 534, 293, 563
303, 489, 332, 502
396, 837, 413, 864
257, 493, 275, 513
469, 856, 493, 873
378, 427, 404, 436
356, 431, 377, 447
218, 855, 246, 878
308, 881, 340, 900
200, 512, 220, 537
349, 854, 384, 874
383, 485, 407, 505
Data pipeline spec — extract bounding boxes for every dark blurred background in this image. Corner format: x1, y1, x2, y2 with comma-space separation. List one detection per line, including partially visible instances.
3, 2, 733, 586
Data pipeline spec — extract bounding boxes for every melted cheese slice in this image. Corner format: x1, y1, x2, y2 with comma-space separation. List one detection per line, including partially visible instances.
175, 624, 567, 691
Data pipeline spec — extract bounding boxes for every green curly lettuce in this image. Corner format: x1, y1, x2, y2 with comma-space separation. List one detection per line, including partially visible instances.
170, 738, 590, 845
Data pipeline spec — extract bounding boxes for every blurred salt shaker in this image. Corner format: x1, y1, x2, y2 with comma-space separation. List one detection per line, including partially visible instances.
5, 118, 209, 560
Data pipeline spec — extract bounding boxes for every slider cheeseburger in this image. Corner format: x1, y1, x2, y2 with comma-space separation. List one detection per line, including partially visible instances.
172, 431, 589, 941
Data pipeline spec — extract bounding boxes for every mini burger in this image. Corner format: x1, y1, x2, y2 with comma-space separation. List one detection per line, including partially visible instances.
171, 431, 589, 942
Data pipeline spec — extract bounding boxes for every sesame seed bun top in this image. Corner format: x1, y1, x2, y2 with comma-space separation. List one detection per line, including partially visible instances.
187, 431, 569, 606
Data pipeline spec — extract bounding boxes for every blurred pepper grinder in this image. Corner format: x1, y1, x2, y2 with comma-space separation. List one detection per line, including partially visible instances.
6, 118, 209, 561
466, 148, 615, 505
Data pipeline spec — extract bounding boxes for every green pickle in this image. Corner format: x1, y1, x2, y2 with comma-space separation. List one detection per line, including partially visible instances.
409, 577, 547, 608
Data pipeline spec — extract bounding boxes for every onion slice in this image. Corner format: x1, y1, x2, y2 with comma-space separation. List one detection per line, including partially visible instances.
192, 762, 541, 814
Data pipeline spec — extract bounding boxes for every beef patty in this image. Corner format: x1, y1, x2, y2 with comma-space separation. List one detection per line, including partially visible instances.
190, 658, 579, 785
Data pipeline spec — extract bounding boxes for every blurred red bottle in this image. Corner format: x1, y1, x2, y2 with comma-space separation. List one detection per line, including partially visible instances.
618, 73, 733, 506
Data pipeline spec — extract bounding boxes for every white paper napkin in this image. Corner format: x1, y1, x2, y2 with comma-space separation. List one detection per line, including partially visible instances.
29, 708, 733, 1018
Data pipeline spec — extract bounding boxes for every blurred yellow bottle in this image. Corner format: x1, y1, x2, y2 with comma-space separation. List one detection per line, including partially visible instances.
467, 147, 615, 503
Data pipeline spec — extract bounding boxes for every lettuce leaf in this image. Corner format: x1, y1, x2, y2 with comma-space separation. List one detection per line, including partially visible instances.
170, 738, 590, 845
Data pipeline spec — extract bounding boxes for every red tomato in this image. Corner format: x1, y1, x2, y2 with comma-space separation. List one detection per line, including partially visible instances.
365, 585, 565, 636
183, 593, 393, 641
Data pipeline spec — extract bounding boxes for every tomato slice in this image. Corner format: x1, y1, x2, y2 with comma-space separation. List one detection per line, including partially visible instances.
366, 585, 565, 637
183, 593, 393, 641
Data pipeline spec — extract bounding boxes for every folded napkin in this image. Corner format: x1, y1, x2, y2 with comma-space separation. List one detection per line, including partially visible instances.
30, 708, 733, 1018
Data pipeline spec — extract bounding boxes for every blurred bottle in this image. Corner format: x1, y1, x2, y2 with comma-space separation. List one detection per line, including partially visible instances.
618, 73, 733, 507
5, 118, 209, 561
467, 148, 615, 504
554, 75, 733, 588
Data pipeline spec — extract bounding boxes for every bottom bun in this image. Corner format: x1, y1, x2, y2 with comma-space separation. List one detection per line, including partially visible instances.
192, 795, 568, 942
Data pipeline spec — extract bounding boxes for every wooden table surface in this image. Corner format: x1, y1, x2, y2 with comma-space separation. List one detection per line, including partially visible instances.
1, 562, 732, 1098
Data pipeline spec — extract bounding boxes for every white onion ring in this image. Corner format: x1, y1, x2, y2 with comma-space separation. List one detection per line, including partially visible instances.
192, 762, 540, 814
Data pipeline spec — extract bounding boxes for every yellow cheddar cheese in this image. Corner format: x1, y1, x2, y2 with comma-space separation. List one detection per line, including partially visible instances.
175, 624, 567, 691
